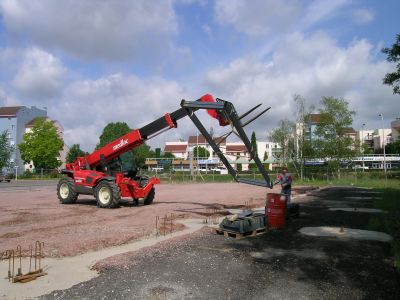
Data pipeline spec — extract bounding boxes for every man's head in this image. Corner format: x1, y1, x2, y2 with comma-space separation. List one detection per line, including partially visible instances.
282, 166, 288, 174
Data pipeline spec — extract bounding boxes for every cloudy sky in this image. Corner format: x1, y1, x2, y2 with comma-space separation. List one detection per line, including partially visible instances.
0, 0, 399, 151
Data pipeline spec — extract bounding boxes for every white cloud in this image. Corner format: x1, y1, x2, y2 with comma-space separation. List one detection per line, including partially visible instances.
50, 74, 193, 150
12, 47, 66, 100
214, 0, 349, 37
204, 32, 398, 138
353, 8, 375, 24
215, 0, 302, 37
302, 0, 348, 28
0, 0, 178, 61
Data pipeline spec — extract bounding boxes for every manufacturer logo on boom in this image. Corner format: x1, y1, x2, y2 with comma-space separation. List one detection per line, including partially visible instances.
113, 139, 128, 151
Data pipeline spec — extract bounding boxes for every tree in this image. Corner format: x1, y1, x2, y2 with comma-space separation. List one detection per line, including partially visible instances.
96, 122, 131, 149
263, 151, 269, 170
385, 140, 400, 154
234, 154, 243, 172
269, 119, 295, 166
66, 144, 86, 163
291, 94, 314, 179
193, 146, 210, 159
382, 33, 400, 94
0, 130, 13, 170
313, 97, 356, 177
96, 122, 155, 169
251, 131, 258, 155
155, 148, 161, 158
18, 118, 64, 169
249, 131, 259, 170
162, 152, 175, 158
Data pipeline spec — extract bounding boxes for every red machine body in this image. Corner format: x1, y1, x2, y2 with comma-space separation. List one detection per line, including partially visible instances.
57, 94, 272, 208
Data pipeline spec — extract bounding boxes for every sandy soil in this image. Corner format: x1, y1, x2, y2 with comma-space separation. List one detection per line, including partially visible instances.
0, 182, 282, 257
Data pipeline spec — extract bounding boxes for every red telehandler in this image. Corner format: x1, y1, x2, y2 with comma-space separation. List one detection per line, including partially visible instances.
57, 94, 273, 208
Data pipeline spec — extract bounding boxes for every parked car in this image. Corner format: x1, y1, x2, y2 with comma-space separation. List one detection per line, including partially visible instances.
0, 173, 11, 182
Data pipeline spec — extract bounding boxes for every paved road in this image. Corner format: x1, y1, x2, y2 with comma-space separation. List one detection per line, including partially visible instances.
41, 187, 400, 299
0, 180, 57, 192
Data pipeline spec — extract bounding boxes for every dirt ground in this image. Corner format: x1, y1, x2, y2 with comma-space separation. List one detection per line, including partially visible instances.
0, 182, 284, 257
41, 186, 400, 300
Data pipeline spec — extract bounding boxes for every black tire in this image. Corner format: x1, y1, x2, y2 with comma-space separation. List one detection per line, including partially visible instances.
57, 177, 78, 204
95, 181, 121, 208
143, 187, 155, 205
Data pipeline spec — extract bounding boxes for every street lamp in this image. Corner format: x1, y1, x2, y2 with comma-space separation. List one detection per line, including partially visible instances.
378, 113, 387, 178
361, 123, 365, 172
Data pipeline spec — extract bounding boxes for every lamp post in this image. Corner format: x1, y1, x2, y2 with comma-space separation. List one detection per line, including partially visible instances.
14, 165, 19, 181
361, 123, 365, 172
378, 113, 387, 179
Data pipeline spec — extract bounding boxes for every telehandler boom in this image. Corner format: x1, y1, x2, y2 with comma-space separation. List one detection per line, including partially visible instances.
57, 94, 272, 208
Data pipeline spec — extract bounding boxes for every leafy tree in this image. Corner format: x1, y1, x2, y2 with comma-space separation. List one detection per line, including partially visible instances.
382, 33, 400, 94
269, 119, 295, 166
313, 97, 356, 177
193, 146, 210, 159
96, 122, 155, 169
18, 118, 64, 169
96, 122, 131, 149
162, 152, 175, 158
0, 130, 13, 170
133, 144, 155, 168
66, 144, 86, 163
385, 140, 400, 154
291, 94, 314, 179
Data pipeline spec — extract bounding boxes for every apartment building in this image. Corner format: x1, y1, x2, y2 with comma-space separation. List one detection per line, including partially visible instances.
0, 106, 47, 174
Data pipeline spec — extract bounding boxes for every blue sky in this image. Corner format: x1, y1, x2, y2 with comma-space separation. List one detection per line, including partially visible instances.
0, 0, 399, 151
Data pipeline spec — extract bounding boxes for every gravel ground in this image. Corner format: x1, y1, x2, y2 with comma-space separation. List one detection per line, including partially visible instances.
41, 186, 400, 300
0, 182, 283, 257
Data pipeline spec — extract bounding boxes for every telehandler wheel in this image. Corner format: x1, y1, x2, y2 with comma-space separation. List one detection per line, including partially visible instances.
57, 177, 78, 204
143, 187, 155, 205
95, 181, 121, 208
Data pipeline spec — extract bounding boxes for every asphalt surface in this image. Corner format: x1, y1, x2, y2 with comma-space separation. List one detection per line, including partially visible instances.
41, 187, 400, 299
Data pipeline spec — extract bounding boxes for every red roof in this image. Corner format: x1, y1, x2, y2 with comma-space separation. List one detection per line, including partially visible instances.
342, 127, 356, 134
188, 135, 207, 145
0, 106, 22, 116
164, 144, 187, 153
226, 144, 247, 153
309, 113, 321, 124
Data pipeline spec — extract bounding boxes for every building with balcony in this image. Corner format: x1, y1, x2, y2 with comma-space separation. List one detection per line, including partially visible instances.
372, 128, 391, 151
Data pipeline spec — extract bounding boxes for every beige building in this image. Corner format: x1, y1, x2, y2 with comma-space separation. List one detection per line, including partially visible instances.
391, 119, 400, 142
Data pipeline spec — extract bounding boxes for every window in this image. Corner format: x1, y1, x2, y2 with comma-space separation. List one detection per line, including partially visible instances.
11, 125, 15, 130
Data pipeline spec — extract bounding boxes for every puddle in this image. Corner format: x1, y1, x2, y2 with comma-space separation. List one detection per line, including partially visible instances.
299, 226, 392, 242
250, 248, 326, 260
